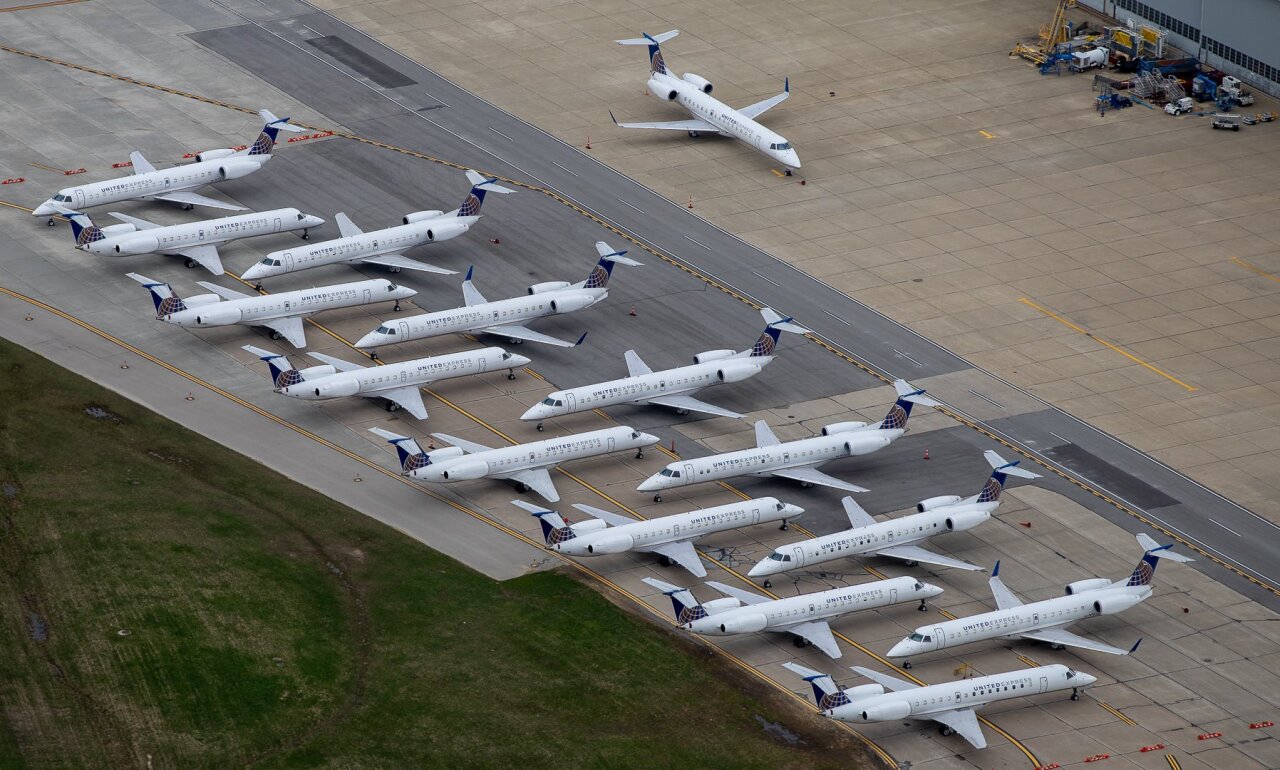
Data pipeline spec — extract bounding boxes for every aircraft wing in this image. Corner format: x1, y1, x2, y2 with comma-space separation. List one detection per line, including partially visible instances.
173, 244, 225, 275
769, 466, 869, 493
503, 468, 560, 502
624, 349, 652, 376
851, 665, 919, 693
644, 394, 742, 419
610, 112, 718, 132
784, 621, 841, 659
195, 281, 252, 301
129, 151, 157, 175
874, 544, 983, 572
149, 190, 247, 212
738, 87, 790, 120
431, 432, 495, 455
360, 253, 456, 275
108, 212, 161, 230
306, 352, 366, 373
841, 496, 877, 528
645, 540, 706, 577
371, 385, 428, 421
704, 580, 769, 606
335, 212, 363, 238
571, 503, 636, 528
1019, 627, 1132, 655
930, 708, 986, 750
481, 324, 579, 348
261, 316, 307, 349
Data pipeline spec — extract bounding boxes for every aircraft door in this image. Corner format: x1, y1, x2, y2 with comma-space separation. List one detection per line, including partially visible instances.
682, 463, 694, 485
1032, 611, 1040, 625
73, 189, 85, 208
400, 370, 408, 384
607, 436, 615, 454
1038, 676, 1049, 693
566, 393, 576, 412
363, 288, 372, 305
397, 320, 410, 339
890, 587, 898, 605
751, 506, 760, 523
198, 228, 205, 240
933, 627, 945, 646
477, 354, 488, 373
274, 216, 282, 232
808, 602, 815, 616
283, 252, 294, 271
791, 545, 804, 567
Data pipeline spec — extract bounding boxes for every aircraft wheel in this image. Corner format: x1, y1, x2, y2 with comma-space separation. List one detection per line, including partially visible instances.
515, 482, 530, 493
939, 725, 955, 737
389, 266, 402, 274
676, 408, 689, 415
904, 560, 919, 567
182, 204, 195, 211
792, 636, 807, 648
184, 259, 198, 269
253, 284, 264, 292
270, 331, 282, 340
393, 302, 402, 312
509, 338, 522, 345
762, 580, 772, 589
386, 402, 400, 413
653, 494, 662, 503
800, 481, 814, 488
1071, 690, 1080, 701
536, 423, 544, 432
635, 450, 644, 459
902, 661, 912, 670
658, 556, 673, 567
506, 369, 516, 380
779, 521, 789, 531
1051, 643, 1065, 651
301, 230, 310, 240
784, 168, 793, 177
688, 130, 699, 138
369, 351, 379, 361
46, 218, 56, 227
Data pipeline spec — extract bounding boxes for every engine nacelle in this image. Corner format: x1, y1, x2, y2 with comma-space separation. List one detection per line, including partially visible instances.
583, 532, 635, 555
944, 507, 989, 532
113, 235, 159, 255
192, 304, 242, 326
700, 597, 742, 614
182, 293, 222, 309
860, 701, 910, 722
100, 223, 137, 236
313, 378, 361, 399
693, 349, 735, 364
297, 365, 339, 379
821, 421, 869, 436
402, 210, 445, 225
716, 362, 761, 384
528, 281, 572, 295
440, 459, 490, 481
549, 294, 594, 314
917, 495, 963, 513
846, 684, 886, 698
1093, 593, 1141, 615
195, 148, 236, 162
423, 221, 469, 243
426, 446, 466, 462
1065, 578, 1112, 596
647, 78, 678, 101
569, 519, 608, 535
682, 73, 713, 94
716, 612, 768, 635
217, 159, 260, 181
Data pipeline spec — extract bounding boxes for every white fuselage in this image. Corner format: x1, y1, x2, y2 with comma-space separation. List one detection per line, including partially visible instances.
281, 347, 530, 401
162, 279, 415, 328
81, 208, 323, 256
522, 355, 770, 421
651, 72, 800, 169
34, 155, 267, 216
689, 577, 943, 637
242, 216, 476, 280
556, 497, 801, 557
413, 426, 658, 483
638, 428, 900, 492
355, 286, 607, 349
828, 664, 1095, 722
889, 583, 1146, 658
748, 502, 994, 578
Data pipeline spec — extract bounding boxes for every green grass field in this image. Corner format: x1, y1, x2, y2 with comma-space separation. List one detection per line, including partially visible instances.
0, 337, 871, 769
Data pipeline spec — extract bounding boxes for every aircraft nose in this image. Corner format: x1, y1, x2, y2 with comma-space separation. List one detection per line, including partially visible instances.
509, 354, 532, 367
354, 332, 381, 348
746, 560, 773, 577
785, 151, 801, 169
887, 639, 914, 658
1074, 671, 1098, 687
783, 503, 805, 516
241, 263, 268, 280
636, 475, 663, 492
638, 432, 660, 445
304, 215, 326, 227
32, 201, 55, 217
520, 404, 545, 421
922, 582, 945, 598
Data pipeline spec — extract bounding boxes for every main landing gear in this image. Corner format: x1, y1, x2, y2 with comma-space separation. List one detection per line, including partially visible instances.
675, 408, 690, 415
385, 401, 400, 413
799, 481, 814, 488
184, 258, 198, 269
182, 203, 195, 211
688, 130, 701, 138
514, 482, 530, 493
658, 555, 673, 568
792, 636, 808, 649
389, 266, 402, 274
270, 330, 282, 341
939, 725, 956, 737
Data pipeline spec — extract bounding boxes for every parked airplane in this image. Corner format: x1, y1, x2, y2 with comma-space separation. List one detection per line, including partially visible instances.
355, 242, 640, 352
241, 169, 514, 283
887, 533, 1186, 668
637, 380, 938, 501
647, 576, 942, 659
370, 425, 659, 502
64, 208, 324, 275
785, 661, 1097, 750
520, 308, 809, 429
129, 274, 413, 348
613, 31, 799, 173
33, 109, 304, 223
748, 451, 1041, 585
517, 496, 803, 577
243, 345, 529, 420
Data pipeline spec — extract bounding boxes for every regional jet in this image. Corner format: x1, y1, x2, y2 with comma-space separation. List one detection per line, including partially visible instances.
355, 242, 640, 352
612, 30, 799, 173
517, 496, 804, 577
786, 661, 1097, 750
244, 345, 530, 420
647, 576, 942, 659
33, 109, 305, 222
241, 169, 515, 282
748, 451, 1041, 584
65, 208, 324, 275
520, 307, 809, 429
887, 533, 1186, 667
370, 425, 659, 502
128, 273, 415, 349
637, 380, 938, 500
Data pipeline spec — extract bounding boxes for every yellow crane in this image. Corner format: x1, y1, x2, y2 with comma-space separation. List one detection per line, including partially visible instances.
1012, 0, 1077, 63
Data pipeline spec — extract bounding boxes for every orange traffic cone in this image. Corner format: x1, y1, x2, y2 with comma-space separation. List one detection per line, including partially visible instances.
585, 136, 592, 150
923, 447, 930, 460
629, 306, 637, 316
687, 196, 694, 209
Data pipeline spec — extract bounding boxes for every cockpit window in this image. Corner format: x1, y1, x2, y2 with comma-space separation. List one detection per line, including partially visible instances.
914, 582, 924, 591
631, 431, 640, 439
53, 193, 72, 202
541, 397, 556, 406
297, 213, 305, 221
659, 468, 676, 477
375, 326, 395, 335
909, 632, 925, 642
387, 283, 398, 291
258, 257, 282, 267
775, 502, 784, 511
1065, 670, 1076, 679
769, 142, 792, 151
501, 352, 511, 360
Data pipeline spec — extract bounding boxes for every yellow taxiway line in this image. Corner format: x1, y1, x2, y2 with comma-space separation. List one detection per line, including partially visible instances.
1232, 256, 1280, 285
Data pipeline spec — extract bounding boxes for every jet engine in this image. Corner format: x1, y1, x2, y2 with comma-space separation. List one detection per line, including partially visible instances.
549, 294, 594, 314
700, 597, 742, 614
647, 78, 678, 101
583, 532, 635, 554
312, 378, 361, 399
426, 446, 466, 461
916, 495, 962, 513
180, 293, 222, 309
528, 281, 572, 295
860, 701, 910, 722
682, 73, 713, 94
1093, 593, 1141, 615
821, 421, 869, 436
944, 507, 989, 532
569, 519, 608, 535
112, 235, 159, 255
296, 365, 338, 379
100, 223, 137, 236
440, 460, 490, 480
716, 362, 762, 383
402, 210, 445, 224
195, 148, 236, 162
716, 612, 768, 635
192, 304, 242, 326
422, 221, 469, 242
217, 159, 260, 180
846, 684, 886, 698
693, 349, 735, 364
1065, 578, 1112, 596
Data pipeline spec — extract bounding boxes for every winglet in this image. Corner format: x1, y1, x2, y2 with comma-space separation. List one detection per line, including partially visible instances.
992, 560, 1001, 578
1128, 638, 1142, 655
574, 332, 588, 347
464, 265, 474, 282
609, 109, 620, 126
785, 76, 790, 93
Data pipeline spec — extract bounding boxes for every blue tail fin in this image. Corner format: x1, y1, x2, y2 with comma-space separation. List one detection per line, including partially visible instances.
367, 427, 430, 474
749, 324, 784, 358
457, 170, 514, 217
1126, 550, 1161, 587
976, 450, 1041, 504
66, 212, 103, 247
127, 273, 184, 317
878, 380, 937, 430
247, 109, 301, 157
781, 662, 850, 710
242, 345, 301, 390
514, 502, 575, 546
616, 30, 680, 75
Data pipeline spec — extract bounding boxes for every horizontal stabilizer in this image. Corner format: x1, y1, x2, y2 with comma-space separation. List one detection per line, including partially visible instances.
760, 306, 810, 335
892, 379, 941, 407
1137, 533, 1194, 562
594, 241, 643, 266
984, 449, 1042, 479
259, 108, 306, 133
616, 29, 679, 46
463, 169, 515, 195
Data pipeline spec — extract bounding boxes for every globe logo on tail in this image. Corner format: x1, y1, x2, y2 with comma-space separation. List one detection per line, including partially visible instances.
881, 403, 908, 430
547, 525, 576, 545
650, 51, 666, 74
583, 264, 610, 289
1128, 558, 1155, 586
977, 476, 1003, 503
249, 131, 273, 156
818, 690, 852, 711
156, 292, 186, 317
404, 452, 432, 472
676, 604, 708, 625
750, 330, 777, 357
275, 369, 305, 389
75, 224, 104, 247
458, 193, 482, 218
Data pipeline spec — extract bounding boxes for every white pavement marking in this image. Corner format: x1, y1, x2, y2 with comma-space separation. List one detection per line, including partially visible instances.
683, 235, 710, 250
618, 198, 644, 214
551, 161, 577, 177
1211, 518, 1243, 537
822, 309, 850, 326
751, 270, 779, 287
969, 390, 1005, 410
488, 127, 514, 142
892, 348, 922, 367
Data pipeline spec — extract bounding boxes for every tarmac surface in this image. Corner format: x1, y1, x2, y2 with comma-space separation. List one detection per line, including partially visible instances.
0, 1, 1276, 768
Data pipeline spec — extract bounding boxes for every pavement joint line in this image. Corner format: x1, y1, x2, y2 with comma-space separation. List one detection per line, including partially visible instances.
1018, 297, 1198, 392
0, 282, 898, 769
0, 0, 86, 12
1231, 256, 1280, 285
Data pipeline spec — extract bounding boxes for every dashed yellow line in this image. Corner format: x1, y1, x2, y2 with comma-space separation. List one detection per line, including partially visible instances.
1166, 753, 1182, 770
979, 130, 996, 139
1232, 256, 1280, 285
